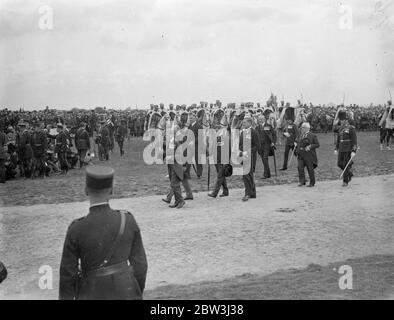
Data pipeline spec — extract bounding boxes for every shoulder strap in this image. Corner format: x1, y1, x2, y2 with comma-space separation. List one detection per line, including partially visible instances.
99, 211, 126, 268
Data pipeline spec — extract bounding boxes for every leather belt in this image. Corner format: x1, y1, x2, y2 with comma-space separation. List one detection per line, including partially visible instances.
84, 261, 132, 278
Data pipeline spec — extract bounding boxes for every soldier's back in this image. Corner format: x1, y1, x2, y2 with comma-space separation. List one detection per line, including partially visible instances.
60, 203, 147, 300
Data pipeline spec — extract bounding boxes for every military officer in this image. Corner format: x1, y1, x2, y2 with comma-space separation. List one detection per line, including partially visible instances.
334, 110, 357, 187
280, 107, 299, 170
256, 110, 276, 179
75, 122, 91, 168
55, 123, 70, 174
115, 119, 128, 156
239, 115, 261, 201
31, 122, 48, 178
295, 122, 319, 187
59, 166, 148, 300
17, 121, 33, 178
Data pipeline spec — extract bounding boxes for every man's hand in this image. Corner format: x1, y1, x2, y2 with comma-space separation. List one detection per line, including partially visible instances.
284, 132, 290, 138
334, 150, 338, 155
351, 151, 356, 158
305, 145, 311, 151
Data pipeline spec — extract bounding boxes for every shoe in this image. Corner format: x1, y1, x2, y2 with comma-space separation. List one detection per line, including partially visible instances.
162, 198, 171, 204
342, 182, 348, 187
279, 168, 287, 171
307, 184, 315, 187
184, 196, 193, 200
208, 193, 217, 198
380, 144, 384, 151
219, 193, 229, 197
242, 195, 251, 202
261, 176, 271, 180
298, 183, 305, 187
169, 202, 179, 208
387, 146, 391, 150
176, 201, 185, 209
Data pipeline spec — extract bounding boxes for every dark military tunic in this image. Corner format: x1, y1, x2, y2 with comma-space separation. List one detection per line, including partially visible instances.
335, 123, 357, 183
59, 203, 147, 300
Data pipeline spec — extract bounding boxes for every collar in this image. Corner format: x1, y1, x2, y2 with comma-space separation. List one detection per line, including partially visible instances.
89, 202, 109, 209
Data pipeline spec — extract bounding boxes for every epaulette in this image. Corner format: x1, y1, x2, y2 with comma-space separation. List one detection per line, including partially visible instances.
70, 216, 85, 226
118, 210, 131, 215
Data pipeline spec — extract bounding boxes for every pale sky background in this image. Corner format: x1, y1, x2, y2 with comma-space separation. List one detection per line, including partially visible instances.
0, 0, 393, 110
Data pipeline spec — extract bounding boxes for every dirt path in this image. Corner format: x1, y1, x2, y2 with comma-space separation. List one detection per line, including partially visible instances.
0, 174, 393, 299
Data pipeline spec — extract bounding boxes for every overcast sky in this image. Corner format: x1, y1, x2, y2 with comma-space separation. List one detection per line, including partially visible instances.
0, 0, 393, 110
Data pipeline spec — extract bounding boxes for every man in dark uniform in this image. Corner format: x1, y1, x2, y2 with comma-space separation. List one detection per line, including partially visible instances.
99, 121, 111, 161
59, 166, 148, 300
116, 120, 127, 156
256, 110, 276, 179
239, 115, 260, 201
295, 122, 319, 187
31, 122, 48, 178
0, 128, 6, 183
75, 122, 91, 168
56, 123, 70, 174
280, 107, 299, 170
189, 112, 203, 178
334, 110, 357, 187
18, 121, 33, 178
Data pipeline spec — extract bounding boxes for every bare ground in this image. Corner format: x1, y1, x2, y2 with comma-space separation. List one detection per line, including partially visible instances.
0, 174, 393, 299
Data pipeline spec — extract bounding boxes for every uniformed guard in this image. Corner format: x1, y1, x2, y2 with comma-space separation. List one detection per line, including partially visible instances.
256, 109, 276, 179
280, 107, 299, 170
334, 110, 358, 187
17, 121, 33, 178
31, 122, 48, 178
75, 122, 91, 168
59, 166, 148, 300
115, 119, 127, 156
55, 123, 70, 174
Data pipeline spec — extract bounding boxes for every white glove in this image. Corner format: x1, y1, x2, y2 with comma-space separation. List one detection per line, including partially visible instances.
334, 150, 338, 155
351, 152, 356, 158
284, 132, 290, 137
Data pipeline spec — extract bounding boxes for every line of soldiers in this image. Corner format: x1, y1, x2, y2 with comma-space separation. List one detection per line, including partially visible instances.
141, 98, 368, 208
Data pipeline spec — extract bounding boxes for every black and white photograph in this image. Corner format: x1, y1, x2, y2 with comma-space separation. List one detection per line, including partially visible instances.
0, 0, 393, 305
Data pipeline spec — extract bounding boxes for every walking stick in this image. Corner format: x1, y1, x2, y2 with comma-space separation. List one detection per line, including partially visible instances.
272, 147, 277, 176
339, 149, 358, 179
288, 146, 296, 167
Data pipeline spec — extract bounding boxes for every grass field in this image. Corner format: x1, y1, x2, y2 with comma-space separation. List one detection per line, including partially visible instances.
1, 131, 393, 207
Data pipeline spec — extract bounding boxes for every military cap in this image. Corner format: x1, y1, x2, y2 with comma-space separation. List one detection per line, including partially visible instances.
263, 109, 272, 117
17, 121, 27, 127
86, 166, 114, 190
57, 123, 64, 128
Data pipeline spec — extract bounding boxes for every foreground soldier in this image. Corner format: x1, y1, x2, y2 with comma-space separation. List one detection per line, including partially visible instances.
0, 261, 7, 284
334, 110, 357, 187
59, 166, 148, 300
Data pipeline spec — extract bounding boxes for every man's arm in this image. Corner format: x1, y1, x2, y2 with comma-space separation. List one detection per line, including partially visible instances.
59, 224, 79, 300
129, 222, 148, 293
310, 134, 320, 150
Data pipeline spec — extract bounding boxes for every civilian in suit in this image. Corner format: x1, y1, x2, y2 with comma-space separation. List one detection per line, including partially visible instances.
295, 122, 320, 187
